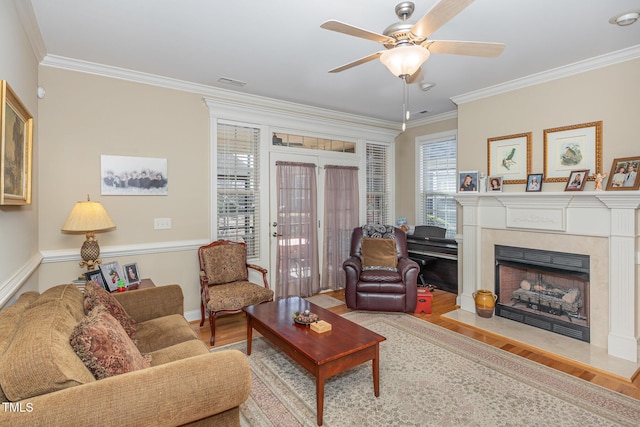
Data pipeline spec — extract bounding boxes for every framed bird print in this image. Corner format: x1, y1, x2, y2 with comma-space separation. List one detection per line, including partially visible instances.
487, 132, 532, 184
543, 121, 602, 183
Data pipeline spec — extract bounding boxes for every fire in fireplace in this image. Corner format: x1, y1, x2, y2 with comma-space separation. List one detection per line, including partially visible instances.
494, 245, 590, 342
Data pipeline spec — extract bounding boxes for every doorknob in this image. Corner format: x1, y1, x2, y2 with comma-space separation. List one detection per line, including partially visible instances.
272, 222, 277, 227
272, 232, 283, 237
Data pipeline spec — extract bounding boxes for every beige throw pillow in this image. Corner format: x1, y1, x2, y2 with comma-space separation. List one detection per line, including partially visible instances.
361, 238, 397, 270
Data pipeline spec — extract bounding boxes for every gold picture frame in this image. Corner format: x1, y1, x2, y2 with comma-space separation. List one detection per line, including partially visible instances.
487, 132, 532, 184
543, 121, 602, 183
1, 81, 33, 205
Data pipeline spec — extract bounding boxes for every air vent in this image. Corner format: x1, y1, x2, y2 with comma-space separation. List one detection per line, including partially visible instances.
217, 77, 246, 87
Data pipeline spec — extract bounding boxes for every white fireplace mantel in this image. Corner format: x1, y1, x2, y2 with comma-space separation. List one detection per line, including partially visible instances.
454, 191, 640, 362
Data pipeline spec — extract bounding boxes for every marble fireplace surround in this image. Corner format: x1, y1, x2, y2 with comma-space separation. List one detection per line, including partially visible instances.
453, 192, 639, 365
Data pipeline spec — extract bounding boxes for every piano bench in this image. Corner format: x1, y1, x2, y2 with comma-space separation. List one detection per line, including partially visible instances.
414, 288, 433, 314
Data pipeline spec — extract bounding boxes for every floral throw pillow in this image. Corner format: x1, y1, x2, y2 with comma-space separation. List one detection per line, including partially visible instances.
70, 305, 150, 380
83, 280, 136, 339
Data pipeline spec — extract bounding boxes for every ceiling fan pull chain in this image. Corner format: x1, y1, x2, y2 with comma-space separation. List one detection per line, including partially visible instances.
402, 75, 409, 132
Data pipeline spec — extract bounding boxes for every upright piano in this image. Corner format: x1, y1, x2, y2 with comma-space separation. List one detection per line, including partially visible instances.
406, 225, 458, 294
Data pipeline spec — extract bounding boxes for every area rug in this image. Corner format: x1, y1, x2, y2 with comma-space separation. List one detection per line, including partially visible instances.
214, 312, 640, 426
303, 294, 344, 309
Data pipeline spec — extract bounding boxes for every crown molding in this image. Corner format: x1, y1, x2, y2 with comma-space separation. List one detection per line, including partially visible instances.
14, 0, 47, 62
452, 44, 640, 106
407, 110, 458, 129
40, 55, 400, 136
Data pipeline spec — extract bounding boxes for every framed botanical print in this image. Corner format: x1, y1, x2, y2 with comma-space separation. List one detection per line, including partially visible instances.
543, 121, 602, 182
487, 132, 532, 184
1, 81, 33, 205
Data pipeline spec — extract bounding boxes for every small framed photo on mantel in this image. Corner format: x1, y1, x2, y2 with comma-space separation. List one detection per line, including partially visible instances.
458, 171, 479, 193
564, 169, 589, 191
606, 156, 640, 190
526, 173, 543, 192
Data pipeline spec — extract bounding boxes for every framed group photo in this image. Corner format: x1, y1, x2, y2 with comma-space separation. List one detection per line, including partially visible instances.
564, 169, 589, 191
526, 173, 543, 192
606, 156, 640, 191
458, 170, 479, 192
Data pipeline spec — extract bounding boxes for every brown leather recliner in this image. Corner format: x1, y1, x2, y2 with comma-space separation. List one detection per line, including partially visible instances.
343, 225, 419, 312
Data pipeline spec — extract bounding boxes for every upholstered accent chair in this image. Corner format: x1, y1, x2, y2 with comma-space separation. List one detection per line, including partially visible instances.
198, 240, 274, 345
343, 225, 419, 312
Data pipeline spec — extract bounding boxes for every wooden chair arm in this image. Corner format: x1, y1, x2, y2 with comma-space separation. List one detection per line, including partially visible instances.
247, 263, 270, 289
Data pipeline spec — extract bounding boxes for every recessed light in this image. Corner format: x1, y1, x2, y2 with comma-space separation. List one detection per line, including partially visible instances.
217, 77, 247, 87
610, 11, 639, 26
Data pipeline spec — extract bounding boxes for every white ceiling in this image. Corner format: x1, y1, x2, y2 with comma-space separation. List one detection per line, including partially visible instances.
27, 0, 640, 124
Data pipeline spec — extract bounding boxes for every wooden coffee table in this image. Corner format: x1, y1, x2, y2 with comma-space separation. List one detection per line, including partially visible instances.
243, 297, 386, 426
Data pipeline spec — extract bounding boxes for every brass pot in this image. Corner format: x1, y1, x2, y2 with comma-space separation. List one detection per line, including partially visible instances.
472, 289, 497, 318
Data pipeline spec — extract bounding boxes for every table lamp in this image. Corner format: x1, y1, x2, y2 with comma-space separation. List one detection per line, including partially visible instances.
61, 196, 116, 271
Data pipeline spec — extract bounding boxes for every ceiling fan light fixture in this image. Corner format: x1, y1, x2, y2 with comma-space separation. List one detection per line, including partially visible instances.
380, 44, 430, 77
613, 12, 639, 26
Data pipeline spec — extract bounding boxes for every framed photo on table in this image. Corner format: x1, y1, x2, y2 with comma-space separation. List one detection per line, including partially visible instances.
85, 270, 108, 291
606, 156, 640, 191
1, 81, 33, 205
123, 262, 141, 286
543, 121, 602, 182
564, 169, 589, 191
487, 132, 531, 184
99, 261, 124, 292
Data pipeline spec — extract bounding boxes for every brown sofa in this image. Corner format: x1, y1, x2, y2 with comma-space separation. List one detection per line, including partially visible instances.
0, 283, 250, 426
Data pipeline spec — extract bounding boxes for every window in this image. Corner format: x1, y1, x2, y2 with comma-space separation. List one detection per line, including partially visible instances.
366, 142, 392, 225
217, 123, 260, 257
272, 132, 355, 153
417, 133, 457, 238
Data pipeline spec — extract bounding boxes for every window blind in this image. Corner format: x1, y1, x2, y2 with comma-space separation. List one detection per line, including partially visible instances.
217, 122, 261, 257
366, 142, 391, 225
418, 138, 457, 238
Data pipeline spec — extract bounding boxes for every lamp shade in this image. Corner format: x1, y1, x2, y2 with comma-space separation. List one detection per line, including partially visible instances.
380, 45, 430, 77
61, 201, 116, 233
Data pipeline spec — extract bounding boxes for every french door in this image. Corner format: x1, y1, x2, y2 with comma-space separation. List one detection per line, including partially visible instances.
269, 152, 359, 298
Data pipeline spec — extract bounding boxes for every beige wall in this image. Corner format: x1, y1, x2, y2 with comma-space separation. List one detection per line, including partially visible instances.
0, 1, 40, 305
457, 59, 640, 192
37, 68, 211, 313
395, 117, 457, 225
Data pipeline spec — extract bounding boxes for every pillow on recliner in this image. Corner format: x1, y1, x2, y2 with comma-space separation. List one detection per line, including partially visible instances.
361, 238, 397, 271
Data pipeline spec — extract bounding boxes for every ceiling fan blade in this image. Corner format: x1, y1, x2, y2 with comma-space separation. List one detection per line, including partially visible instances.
406, 67, 423, 84
425, 40, 505, 57
328, 51, 384, 73
320, 20, 395, 44
411, 0, 475, 38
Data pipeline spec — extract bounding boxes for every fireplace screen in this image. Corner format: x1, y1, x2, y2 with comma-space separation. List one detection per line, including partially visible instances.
495, 245, 590, 342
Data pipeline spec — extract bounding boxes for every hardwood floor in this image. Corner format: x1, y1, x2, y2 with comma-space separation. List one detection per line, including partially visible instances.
191, 289, 640, 400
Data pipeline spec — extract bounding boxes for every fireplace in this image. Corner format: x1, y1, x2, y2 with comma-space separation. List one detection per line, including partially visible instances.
494, 245, 590, 342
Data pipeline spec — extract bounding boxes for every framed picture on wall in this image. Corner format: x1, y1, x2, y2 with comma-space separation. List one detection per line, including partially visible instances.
564, 169, 589, 191
1, 81, 33, 205
543, 121, 602, 182
526, 173, 543, 192
487, 132, 531, 184
458, 171, 479, 192
606, 156, 640, 190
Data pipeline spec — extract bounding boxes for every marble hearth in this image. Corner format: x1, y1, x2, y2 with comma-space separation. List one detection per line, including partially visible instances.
452, 192, 640, 368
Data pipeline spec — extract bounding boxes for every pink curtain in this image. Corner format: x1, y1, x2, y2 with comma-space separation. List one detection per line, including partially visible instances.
275, 161, 319, 298
323, 165, 359, 290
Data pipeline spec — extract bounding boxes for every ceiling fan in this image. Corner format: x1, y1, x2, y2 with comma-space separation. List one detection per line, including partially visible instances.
320, 0, 504, 79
